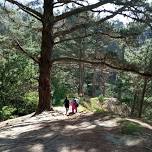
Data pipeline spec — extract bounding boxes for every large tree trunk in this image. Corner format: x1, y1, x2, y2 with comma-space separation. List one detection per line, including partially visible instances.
138, 78, 148, 118
36, 0, 54, 114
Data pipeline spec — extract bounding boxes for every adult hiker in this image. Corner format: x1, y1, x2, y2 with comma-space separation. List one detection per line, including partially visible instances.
64, 97, 69, 115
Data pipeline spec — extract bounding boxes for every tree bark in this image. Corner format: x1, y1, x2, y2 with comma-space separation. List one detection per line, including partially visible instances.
131, 90, 137, 117
138, 78, 148, 118
92, 66, 96, 97
36, 0, 54, 114
78, 42, 84, 96
117, 84, 122, 101
99, 67, 106, 96
78, 62, 84, 96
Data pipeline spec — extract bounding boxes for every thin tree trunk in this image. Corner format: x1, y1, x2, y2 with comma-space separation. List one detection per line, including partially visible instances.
78, 38, 84, 96
78, 62, 84, 96
92, 66, 96, 97
99, 67, 106, 96
138, 78, 148, 118
117, 86, 122, 101
36, 0, 54, 114
131, 90, 137, 117
102, 83, 106, 96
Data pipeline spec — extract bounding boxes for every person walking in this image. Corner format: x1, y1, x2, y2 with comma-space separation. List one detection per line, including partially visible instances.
71, 97, 79, 113
64, 97, 69, 115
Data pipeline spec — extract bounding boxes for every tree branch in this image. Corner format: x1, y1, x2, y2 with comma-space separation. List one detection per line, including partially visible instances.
54, 0, 111, 22
5, 0, 42, 21
52, 57, 152, 77
103, 8, 152, 28
54, 0, 144, 23
54, 32, 124, 44
54, 5, 127, 38
13, 39, 39, 64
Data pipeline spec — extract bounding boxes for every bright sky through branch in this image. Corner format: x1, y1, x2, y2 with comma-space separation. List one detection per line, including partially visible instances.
87, 0, 152, 24
1, 0, 152, 24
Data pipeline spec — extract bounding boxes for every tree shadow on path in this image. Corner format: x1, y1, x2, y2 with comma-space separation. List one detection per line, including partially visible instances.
0, 112, 151, 152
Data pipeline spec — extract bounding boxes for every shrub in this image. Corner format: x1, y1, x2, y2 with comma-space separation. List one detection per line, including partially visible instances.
23, 91, 38, 114
121, 97, 133, 106
120, 120, 143, 135
0, 106, 17, 120
98, 95, 104, 102
94, 108, 104, 113
80, 97, 104, 112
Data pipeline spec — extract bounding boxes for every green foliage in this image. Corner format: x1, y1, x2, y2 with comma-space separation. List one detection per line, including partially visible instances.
120, 120, 143, 135
68, 93, 77, 98
0, 91, 38, 120
0, 52, 38, 119
144, 109, 152, 121
52, 72, 70, 105
144, 96, 152, 120
23, 91, 38, 114
53, 85, 68, 105
0, 106, 17, 120
119, 23, 146, 46
98, 95, 104, 102
81, 97, 104, 112
121, 97, 132, 105
94, 108, 104, 113
0, 9, 39, 120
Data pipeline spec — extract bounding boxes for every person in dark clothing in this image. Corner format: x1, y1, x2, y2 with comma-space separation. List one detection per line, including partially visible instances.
64, 97, 69, 115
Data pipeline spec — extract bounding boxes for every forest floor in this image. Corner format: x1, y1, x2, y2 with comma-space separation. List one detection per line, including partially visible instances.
0, 107, 152, 152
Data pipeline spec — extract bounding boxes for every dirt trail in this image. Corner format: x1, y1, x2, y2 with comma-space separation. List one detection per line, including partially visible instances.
0, 107, 151, 152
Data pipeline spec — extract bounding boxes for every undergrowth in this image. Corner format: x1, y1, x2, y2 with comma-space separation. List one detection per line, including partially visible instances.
119, 120, 143, 135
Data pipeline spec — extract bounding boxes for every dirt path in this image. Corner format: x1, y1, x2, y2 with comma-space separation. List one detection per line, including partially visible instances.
0, 107, 151, 152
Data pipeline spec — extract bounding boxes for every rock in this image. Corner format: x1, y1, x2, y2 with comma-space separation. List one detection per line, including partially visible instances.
102, 98, 131, 116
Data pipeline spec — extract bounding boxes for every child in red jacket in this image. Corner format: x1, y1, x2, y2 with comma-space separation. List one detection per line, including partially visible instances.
71, 98, 78, 113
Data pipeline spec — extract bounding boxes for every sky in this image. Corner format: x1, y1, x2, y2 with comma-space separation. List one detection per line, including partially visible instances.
88, 0, 152, 24
89, 0, 152, 4
1, 0, 152, 24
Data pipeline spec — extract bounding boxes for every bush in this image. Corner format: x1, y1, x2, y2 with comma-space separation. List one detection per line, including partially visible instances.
98, 95, 104, 102
121, 97, 133, 105
120, 120, 143, 135
22, 91, 38, 114
52, 82, 69, 106
0, 106, 17, 120
80, 97, 104, 112
94, 108, 104, 113
0, 91, 38, 120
